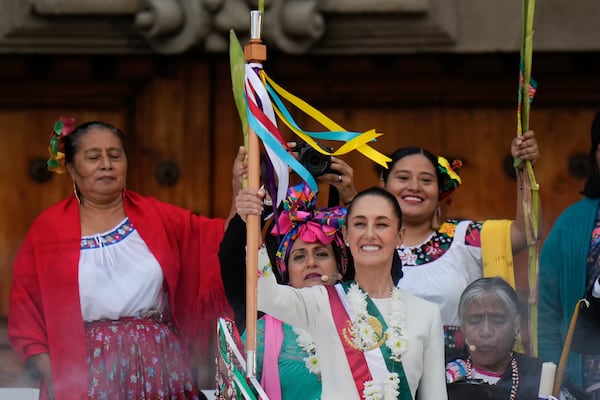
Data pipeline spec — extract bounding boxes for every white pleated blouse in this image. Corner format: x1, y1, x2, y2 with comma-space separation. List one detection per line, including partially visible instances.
78, 218, 165, 322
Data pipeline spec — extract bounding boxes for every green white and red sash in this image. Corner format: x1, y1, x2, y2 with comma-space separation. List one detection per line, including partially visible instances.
326, 283, 412, 400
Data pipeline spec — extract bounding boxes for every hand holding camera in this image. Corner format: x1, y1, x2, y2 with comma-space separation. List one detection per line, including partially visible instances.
291, 142, 358, 205
292, 142, 333, 177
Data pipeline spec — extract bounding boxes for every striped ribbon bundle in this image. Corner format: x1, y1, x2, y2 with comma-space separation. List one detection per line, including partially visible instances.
236, 37, 390, 206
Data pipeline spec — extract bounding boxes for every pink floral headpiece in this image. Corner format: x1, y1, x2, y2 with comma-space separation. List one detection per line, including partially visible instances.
271, 182, 347, 279
47, 116, 76, 174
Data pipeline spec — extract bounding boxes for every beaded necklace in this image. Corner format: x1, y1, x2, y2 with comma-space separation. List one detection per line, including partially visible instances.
465, 353, 519, 400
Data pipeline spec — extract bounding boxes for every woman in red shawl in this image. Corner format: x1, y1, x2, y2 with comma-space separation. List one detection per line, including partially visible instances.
9, 118, 233, 400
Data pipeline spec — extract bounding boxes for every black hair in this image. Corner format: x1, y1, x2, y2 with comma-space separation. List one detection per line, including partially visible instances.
344, 186, 404, 283
346, 186, 403, 230
63, 121, 128, 164
379, 146, 442, 191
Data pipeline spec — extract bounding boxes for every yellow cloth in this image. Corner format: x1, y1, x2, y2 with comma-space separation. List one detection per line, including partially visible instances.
481, 219, 524, 353
481, 219, 515, 287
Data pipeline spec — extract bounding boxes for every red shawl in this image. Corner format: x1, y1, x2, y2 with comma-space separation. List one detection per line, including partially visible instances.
9, 191, 232, 399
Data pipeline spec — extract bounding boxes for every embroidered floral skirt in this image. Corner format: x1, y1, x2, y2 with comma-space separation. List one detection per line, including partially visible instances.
85, 317, 199, 400
444, 325, 465, 362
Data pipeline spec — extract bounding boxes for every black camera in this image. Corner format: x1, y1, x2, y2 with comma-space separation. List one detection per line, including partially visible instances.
293, 142, 333, 177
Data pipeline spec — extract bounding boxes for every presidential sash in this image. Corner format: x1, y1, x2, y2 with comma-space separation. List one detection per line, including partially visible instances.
326, 283, 412, 400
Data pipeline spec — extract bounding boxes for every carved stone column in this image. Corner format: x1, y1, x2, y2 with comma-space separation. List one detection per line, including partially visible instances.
263, 0, 325, 54
134, 0, 210, 54
132, 0, 326, 54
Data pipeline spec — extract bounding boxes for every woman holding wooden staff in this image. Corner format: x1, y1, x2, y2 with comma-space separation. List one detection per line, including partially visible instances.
238, 185, 447, 400
226, 181, 347, 400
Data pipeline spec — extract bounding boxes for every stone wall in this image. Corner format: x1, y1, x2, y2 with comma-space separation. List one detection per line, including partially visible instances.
0, 0, 598, 55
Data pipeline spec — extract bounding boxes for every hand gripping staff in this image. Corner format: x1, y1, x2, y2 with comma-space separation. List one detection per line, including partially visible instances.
515, 0, 540, 361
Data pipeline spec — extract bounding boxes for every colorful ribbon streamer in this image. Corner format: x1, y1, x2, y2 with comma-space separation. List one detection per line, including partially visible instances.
245, 63, 305, 203
263, 72, 391, 168
242, 61, 392, 203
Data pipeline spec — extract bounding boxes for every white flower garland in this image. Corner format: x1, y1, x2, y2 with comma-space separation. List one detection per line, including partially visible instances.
290, 283, 407, 399
292, 326, 321, 378
346, 283, 407, 400
363, 373, 400, 400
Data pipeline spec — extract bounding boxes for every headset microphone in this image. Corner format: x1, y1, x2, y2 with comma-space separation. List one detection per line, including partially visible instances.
465, 339, 477, 352
320, 273, 342, 284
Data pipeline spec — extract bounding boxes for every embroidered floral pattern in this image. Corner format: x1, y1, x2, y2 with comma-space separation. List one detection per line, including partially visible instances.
464, 354, 519, 400
583, 206, 600, 390
398, 220, 482, 266
464, 222, 483, 247
81, 219, 134, 250
85, 317, 198, 399
438, 221, 457, 236
444, 325, 464, 352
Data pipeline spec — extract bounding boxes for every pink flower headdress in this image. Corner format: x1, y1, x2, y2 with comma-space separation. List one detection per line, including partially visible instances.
271, 182, 347, 279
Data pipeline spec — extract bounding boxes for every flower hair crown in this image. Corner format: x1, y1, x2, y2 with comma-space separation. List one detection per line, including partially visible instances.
271, 182, 347, 278
47, 117, 76, 174
437, 156, 462, 201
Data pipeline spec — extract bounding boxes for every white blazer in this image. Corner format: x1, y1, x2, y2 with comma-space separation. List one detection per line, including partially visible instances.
257, 249, 448, 400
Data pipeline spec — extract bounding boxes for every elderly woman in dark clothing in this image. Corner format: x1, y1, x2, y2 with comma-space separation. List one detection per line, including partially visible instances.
446, 277, 543, 400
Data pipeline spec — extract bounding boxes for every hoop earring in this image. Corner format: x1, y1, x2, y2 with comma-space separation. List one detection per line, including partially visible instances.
72, 181, 81, 204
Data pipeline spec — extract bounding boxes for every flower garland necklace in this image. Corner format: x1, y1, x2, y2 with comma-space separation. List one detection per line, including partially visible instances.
465, 353, 519, 400
292, 326, 321, 378
346, 282, 407, 400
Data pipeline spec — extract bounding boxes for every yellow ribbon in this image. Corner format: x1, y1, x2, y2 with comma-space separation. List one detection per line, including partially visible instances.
262, 71, 391, 168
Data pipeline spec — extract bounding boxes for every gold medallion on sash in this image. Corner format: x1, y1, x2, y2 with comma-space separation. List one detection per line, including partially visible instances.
342, 316, 387, 351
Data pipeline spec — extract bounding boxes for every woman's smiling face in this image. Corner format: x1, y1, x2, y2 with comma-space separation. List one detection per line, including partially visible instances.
383, 153, 439, 226
343, 193, 403, 270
